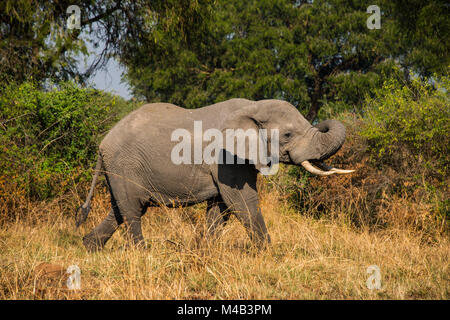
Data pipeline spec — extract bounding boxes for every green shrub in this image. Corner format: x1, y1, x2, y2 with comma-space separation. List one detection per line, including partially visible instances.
266, 73, 449, 232
0, 81, 135, 200
360, 73, 449, 180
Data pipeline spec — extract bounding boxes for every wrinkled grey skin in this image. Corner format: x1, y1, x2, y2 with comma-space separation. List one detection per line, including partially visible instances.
77, 99, 347, 251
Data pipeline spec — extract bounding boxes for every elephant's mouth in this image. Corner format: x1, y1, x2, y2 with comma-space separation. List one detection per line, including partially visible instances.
300, 159, 355, 176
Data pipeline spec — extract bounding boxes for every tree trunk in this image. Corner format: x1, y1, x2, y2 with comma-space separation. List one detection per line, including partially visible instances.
306, 77, 322, 122
306, 99, 320, 122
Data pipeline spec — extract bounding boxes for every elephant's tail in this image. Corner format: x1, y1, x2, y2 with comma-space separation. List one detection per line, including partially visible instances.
75, 153, 103, 228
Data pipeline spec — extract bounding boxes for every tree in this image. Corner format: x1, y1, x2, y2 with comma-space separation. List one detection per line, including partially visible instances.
2, 1, 447, 121
387, 0, 449, 78
0, 0, 214, 84
123, 0, 449, 121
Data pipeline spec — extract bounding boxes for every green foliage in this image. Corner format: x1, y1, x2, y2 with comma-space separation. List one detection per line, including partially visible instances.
0, 81, 134, 200
389, 0, 450, 76
360, 72, 450, 178
123, 0, 448, 121
0, 0, 87, 83
2, 0, 447, 123
125, 0, 392, 117
0, 0, 214, 84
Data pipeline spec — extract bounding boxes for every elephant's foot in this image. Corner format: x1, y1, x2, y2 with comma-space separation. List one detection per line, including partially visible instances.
82, 234, 105, 252
248, 232, 271, 252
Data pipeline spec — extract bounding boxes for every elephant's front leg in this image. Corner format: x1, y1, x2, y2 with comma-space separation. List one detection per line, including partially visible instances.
205, 197, 230, 238
228, 191, 270, 247
216, 167, 271, 247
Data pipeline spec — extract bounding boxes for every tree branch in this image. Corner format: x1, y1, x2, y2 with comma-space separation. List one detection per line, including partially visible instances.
81, 2, 123, 26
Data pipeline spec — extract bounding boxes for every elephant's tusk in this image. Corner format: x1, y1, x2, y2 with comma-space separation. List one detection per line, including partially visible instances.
315, 161, 355, 174
300, 160, 336, 176
330, 168, 355, 174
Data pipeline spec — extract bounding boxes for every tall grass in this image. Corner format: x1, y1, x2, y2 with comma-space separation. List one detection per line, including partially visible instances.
0, 184, 448, 299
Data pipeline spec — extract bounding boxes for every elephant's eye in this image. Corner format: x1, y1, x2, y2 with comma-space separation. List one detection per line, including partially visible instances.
284, 132, 291, 138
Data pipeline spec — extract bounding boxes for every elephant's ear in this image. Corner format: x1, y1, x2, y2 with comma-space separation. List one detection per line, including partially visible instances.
221, 103, 273, 173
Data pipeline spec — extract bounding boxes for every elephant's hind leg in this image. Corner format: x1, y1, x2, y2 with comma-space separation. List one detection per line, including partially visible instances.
123, 204, 147, 248
83, 207, 123, 252
105, 169, 148, 248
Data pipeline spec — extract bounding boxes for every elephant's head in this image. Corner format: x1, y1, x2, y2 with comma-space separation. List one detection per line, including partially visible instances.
222, 99, 354, 175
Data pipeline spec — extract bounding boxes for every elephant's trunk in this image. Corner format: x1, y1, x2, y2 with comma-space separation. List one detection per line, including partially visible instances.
313, 120, 346, 161
293, 120, 355, 176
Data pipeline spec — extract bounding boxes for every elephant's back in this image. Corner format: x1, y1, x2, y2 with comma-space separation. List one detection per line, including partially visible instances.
100, 103, 184, 146
113, 102, 187, 131
98, 102, 216, 204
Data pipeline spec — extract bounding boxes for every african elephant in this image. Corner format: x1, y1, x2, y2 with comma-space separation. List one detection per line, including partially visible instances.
76, 98, 354, 252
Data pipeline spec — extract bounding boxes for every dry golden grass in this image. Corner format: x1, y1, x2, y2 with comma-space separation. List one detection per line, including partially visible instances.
0, 187, 448, 300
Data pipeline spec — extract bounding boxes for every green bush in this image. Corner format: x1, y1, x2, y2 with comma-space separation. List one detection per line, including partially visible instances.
360, 73, 450, 179
0, 81, 135, 200
266, 73, 449, 232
